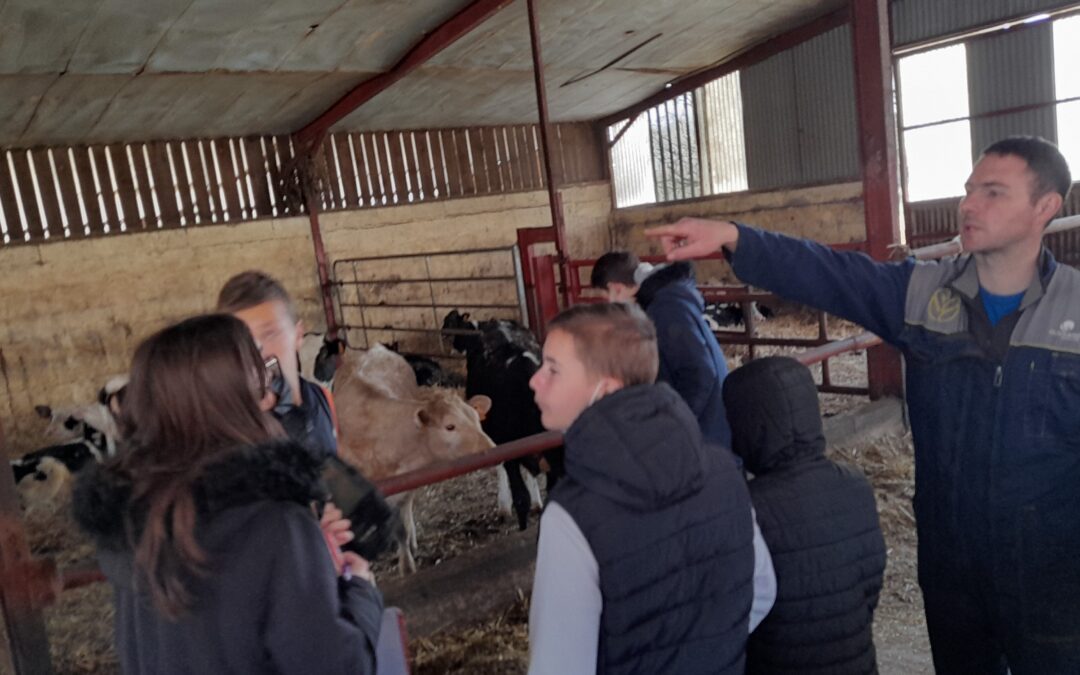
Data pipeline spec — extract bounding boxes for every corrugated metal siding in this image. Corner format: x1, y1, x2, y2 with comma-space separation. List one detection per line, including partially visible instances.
793, 26, 861, 183
742, 26, 859, 190
742, 51, 801, 190
966, 23, 1057, 155
697, 73, 749, 194
892, 0, 1076, 47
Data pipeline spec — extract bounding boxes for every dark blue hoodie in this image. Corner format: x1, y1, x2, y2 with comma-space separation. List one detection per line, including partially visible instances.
637, 261, 732, 448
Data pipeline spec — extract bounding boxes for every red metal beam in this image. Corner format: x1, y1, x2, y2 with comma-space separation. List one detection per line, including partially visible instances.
376, 431, 565, 496
294, 0, 515, 149
598, 6, 851, 128
526, 0, 571, 309
0, 420, 54, 674
851, 0, 904, 400
304, 184, 340, 339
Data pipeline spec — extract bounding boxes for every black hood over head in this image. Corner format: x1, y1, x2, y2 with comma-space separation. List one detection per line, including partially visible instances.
722, 356, 825, 474
563, 383, 707, 511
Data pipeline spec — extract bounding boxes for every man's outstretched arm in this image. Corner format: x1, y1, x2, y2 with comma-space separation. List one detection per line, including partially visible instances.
647, 218, 914, 345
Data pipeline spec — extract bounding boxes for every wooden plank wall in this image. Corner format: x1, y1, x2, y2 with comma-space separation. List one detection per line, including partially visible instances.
0, 122, 605, 247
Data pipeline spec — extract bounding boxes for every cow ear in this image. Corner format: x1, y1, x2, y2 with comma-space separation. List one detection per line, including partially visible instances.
467, 395, 492, 419
415, 407, 432, 427
34, 405, 52, 419
462, 312, 470, 321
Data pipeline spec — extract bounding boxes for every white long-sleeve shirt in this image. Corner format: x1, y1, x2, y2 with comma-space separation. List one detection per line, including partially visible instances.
528, 503, 776, 675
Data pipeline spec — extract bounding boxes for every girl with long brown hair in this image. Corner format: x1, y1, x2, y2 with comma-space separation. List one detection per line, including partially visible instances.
75, 314, 382, 674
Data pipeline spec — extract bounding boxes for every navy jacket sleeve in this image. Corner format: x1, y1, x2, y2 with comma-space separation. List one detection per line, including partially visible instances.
648, 300, 724, 423
730, 224, 914, 346
264, 505, 383, 675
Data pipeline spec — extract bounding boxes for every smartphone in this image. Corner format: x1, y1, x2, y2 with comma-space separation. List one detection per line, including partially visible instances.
321, 455, 402, 561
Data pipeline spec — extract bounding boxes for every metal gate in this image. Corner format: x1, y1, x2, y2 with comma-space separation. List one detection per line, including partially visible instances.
331, 245, 530, 358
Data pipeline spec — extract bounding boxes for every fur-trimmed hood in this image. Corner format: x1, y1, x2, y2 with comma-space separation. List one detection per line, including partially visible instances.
74, 440, 325, 550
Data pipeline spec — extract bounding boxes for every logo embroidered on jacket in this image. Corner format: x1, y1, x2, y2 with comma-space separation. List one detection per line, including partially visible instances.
1050, 319, 1080, 342
928, 289, 962, 323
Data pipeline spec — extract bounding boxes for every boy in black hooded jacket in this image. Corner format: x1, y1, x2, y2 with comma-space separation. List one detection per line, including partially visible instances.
723, 356, 886, 674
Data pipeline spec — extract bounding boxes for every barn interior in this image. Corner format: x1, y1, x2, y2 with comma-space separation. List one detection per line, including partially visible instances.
2, 0, 1080, 671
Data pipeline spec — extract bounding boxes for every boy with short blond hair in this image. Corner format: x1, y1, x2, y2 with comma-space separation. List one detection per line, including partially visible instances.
527, 302, 768, 675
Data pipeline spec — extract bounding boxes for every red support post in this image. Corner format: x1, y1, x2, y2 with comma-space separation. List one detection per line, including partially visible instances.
527, 0, 571, 308
852, 0, 905, 399
533, 254, 561, 337
0, 420, 54, 674
304, 183, 340, 339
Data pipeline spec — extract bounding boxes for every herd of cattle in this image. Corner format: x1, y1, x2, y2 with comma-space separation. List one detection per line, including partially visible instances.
12, 303, 762, 572
11, 310, 570, 574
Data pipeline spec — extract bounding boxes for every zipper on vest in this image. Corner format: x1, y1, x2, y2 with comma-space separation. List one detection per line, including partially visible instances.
993, 365, 1003, 388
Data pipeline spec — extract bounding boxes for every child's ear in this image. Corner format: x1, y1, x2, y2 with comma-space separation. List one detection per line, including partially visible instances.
293, 319, 305, 352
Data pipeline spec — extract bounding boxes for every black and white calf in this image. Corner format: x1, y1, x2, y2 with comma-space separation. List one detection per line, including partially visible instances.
299, 333, 348, 385
15, 392, 124, 485
385, 342, 466, 389
442, 310, 565, 530
703, 301, 773, 330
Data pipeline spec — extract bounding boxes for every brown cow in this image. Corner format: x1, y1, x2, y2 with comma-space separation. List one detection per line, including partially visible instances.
334, 346, 493, 573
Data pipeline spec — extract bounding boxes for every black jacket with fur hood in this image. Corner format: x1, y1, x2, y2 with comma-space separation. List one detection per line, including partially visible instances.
74, 440, 383, 675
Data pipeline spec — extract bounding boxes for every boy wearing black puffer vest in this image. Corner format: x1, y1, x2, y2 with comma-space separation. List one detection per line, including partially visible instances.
526, 302, 759, 675
723, 356, 886, 675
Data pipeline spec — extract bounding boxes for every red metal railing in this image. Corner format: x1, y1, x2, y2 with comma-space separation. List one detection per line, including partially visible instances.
564, 244, 873, 396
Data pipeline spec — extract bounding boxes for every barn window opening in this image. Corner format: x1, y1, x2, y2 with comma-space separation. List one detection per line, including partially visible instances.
608, 70, 747, 208
897, 44, 972, 201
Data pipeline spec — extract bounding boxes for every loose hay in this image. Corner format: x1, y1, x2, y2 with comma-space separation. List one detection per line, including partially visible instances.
412, 593, 530, 675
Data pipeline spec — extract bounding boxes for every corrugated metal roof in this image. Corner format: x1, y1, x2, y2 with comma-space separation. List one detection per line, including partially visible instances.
0, 0, 845, 147
891, 0, 1075, 47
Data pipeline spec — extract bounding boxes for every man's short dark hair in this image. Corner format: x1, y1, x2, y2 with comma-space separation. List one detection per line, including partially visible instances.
590, 251, 640, 289
217, 271, 298, 322
982, 136, 1072, 202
